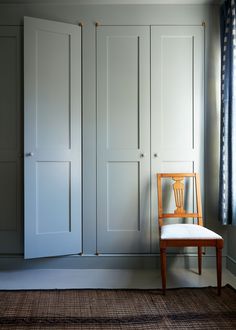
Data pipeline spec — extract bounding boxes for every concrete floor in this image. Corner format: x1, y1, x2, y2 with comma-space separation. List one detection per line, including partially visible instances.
0, 268, 235, 290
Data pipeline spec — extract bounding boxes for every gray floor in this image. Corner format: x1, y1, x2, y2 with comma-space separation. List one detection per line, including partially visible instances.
0, 268, 235, 290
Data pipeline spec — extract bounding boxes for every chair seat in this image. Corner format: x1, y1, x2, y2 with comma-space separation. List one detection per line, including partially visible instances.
161, 224, 222, 240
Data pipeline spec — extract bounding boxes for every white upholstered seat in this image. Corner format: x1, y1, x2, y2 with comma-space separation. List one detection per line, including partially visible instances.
161, 224, 222, 240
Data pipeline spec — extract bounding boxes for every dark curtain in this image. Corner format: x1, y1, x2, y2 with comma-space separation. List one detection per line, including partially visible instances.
219, 0, 236, 225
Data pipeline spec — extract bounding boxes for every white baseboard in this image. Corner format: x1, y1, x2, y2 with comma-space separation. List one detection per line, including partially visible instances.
0, 267, 235, 290
0, 254, 226, 270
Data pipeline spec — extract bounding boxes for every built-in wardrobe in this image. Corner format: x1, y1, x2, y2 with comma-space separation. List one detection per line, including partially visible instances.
0, 4, 208, 265
96, 24, 204, 255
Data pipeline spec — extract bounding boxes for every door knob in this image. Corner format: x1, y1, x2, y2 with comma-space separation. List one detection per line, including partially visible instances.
26, 152, 34, 157
140, 153, 145, 158
154, 153, 158, 158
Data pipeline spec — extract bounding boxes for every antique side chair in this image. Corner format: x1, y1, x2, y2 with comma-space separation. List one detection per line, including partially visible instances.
157, 173, 224, 295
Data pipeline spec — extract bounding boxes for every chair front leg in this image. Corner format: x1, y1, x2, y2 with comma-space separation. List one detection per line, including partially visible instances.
216, 245, 222, 296
160, 247, 166, 295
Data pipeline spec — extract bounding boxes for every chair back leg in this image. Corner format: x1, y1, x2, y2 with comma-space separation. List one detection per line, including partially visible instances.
198, 246, 202, 275
160, 247, 166, 295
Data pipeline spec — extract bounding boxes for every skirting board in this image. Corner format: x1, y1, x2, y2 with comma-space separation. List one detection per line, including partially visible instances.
0, 254, 227, 271
226, 256, 236, 276
0, 268, 235, 290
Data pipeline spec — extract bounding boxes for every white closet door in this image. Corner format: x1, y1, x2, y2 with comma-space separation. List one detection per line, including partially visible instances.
24, 17, 81, 259
151, 26, 204, 251
97, 26, 150, 253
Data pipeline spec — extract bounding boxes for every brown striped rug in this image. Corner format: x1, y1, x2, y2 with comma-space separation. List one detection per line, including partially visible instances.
0, 285, 235, 329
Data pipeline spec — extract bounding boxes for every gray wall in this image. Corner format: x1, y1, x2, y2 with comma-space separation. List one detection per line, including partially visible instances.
0, 2, 230, 271
227, 227, 236, 275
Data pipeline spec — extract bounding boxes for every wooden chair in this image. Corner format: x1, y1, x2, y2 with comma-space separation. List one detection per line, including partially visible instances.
157, 173, 224, 295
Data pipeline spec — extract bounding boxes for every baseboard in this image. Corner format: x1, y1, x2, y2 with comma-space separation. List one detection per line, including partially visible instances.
0, 254, 226, 270
226, 256, 236, 276
0, 267, 233, 290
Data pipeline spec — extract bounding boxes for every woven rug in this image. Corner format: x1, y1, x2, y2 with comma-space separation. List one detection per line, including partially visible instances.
0, 285, 235, 329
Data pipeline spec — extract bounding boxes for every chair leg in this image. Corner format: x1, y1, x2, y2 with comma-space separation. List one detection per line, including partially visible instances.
216, 246, 222, 296
198, 246, 202, 275
160, 248, 166, 295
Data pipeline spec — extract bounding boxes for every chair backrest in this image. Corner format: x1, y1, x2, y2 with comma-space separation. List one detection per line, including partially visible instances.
156, 173, 203, 227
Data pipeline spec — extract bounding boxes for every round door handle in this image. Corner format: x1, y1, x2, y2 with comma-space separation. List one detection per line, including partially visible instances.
26, 152, 34, 157
140, 153, 145, 158
154, 153, 158, 158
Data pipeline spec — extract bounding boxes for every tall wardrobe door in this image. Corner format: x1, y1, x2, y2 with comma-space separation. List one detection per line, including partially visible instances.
0, 27, 22, 253
24, 17, 82, 259
97, 26, 150, 253
151, 26, 204, 251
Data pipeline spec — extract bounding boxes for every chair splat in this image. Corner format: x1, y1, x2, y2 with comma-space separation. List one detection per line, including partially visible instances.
172, 176, 186, 214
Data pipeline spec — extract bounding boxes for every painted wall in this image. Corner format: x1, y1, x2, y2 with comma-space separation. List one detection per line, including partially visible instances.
227, 228, 236, 275
0, 2, 229, 270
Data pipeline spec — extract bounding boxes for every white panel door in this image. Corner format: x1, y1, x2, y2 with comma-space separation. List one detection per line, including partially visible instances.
24, 17, 81, 258
151, 26, 204, 251
97, 26, 150, 253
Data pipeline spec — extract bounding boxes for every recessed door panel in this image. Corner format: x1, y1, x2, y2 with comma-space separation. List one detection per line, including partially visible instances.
107, 36, 140, 150
0, 162, 17, 231
36, 30, 70, 149
107, 162, 140, 231
0, 36, 17, 150
97, 26, 150, 253
161, 36, 193, 149
36, 162, 71, 234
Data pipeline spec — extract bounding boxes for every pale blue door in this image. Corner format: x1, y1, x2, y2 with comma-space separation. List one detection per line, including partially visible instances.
24, 17, 81, 258
97, 26, 151, 253
150, 26, 204, 252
